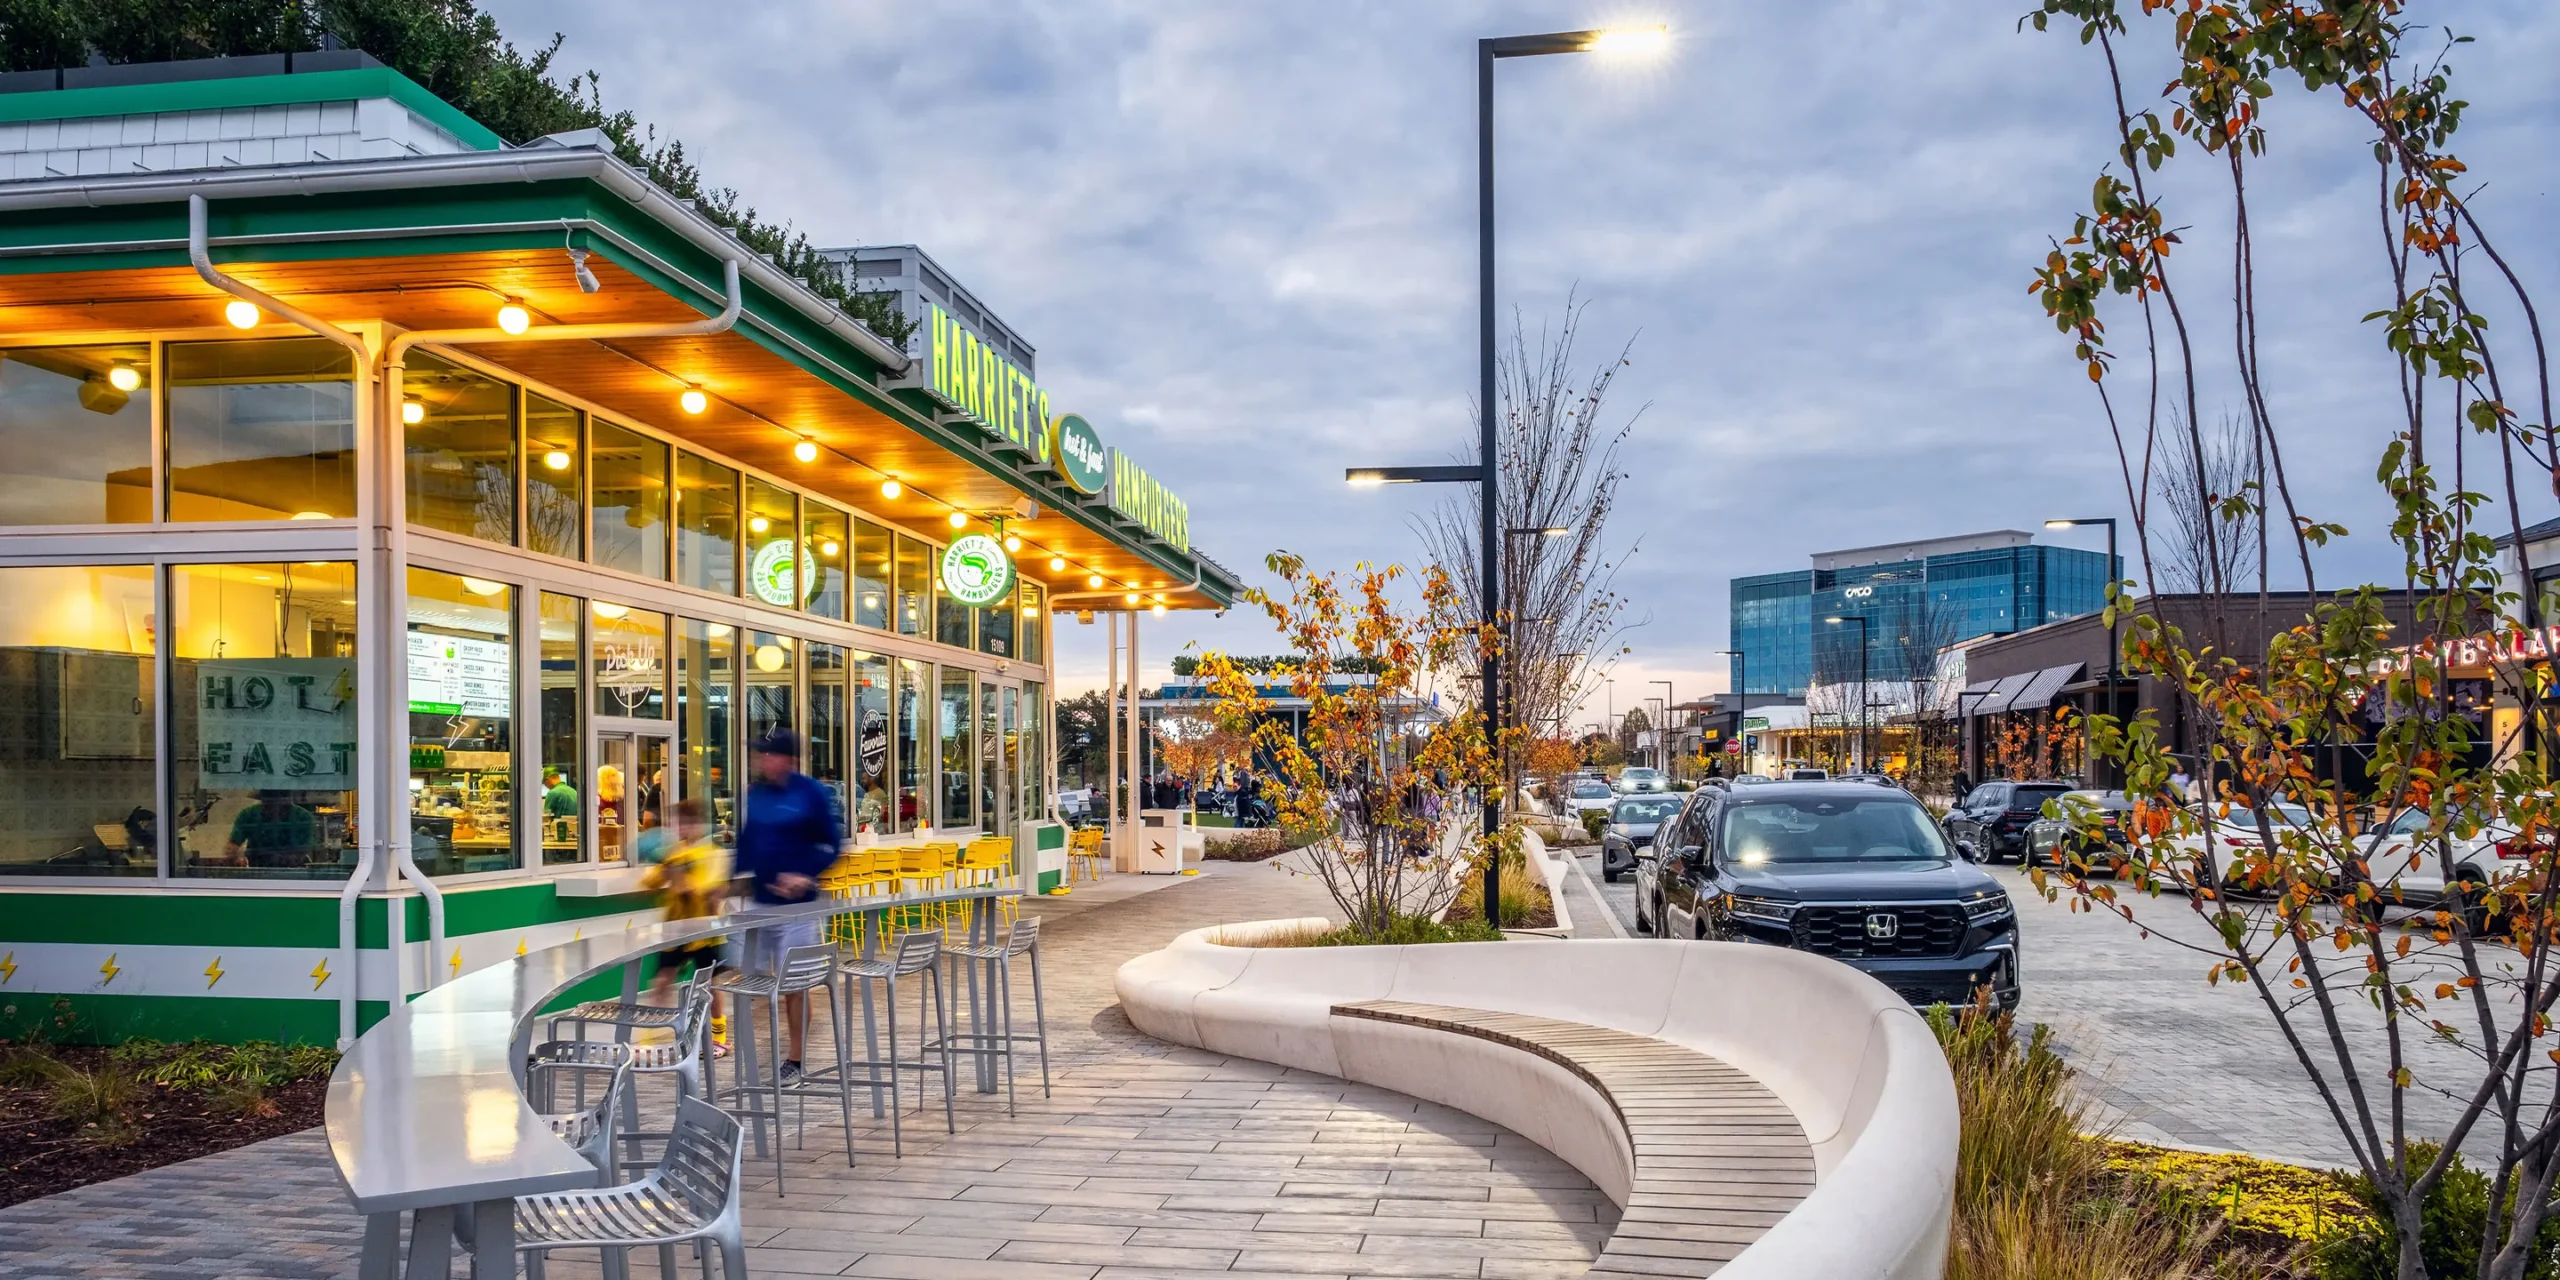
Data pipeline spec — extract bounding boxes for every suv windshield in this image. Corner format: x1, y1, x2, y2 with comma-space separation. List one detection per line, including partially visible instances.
1721, 795, 1951, 865
1614, 797, 1683, 825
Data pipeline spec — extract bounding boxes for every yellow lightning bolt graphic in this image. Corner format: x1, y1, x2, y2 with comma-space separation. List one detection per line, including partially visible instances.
310, 957, 331, 990
205, 956, 225, 988
515, 936, 528, 957
98, 954, 120, 985
571, 927, 582, 942
449, 947, 463, 977
0, 952, 16, 984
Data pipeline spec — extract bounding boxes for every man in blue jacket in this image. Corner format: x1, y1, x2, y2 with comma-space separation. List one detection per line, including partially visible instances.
729, 729, 839, 1079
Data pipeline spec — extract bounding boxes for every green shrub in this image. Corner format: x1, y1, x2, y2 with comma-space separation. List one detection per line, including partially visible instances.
46, 1063, 141, 1145
206, 1079, 282, 1120
1579, 809, 1608, 841
104, 1038, 338, 1089
1308, 915, 1504, 946
2316, 1142, 2560, 1280
0, 1046, 67, 1087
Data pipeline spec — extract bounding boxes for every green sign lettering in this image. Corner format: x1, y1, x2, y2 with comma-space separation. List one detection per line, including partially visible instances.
1108, 450, 1190, 554
929, 303, 1050, 462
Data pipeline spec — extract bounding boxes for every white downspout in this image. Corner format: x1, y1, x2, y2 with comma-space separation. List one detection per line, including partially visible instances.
189, 193, 378, 1042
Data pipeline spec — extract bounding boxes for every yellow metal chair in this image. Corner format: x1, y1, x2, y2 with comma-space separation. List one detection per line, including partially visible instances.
821, 848, 869, 948
960, 836, 1016, 922
1068, 828, 1108, 885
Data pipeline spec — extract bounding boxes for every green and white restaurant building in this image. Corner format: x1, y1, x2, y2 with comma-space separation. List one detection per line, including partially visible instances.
0, 54, 1234, 1047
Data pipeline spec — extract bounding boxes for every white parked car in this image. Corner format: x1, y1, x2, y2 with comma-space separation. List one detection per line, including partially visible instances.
1616, 767, 1666, 794
2165, 803, 2508, 909
1566, 780, 1619, 818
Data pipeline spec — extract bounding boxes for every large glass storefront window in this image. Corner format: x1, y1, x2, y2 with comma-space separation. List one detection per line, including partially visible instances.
1023, 681, 1046, 822
591, 603, 665, 720
745, 630, 794, 760
742, 480, 799, 610
853, 518, 891, 630
676, 453, 739, 597
937, 569, 973, 650
403, 354, 516, 545
979, 595, 1015, 658
590, 421, 667, 580
939, 668, 972, 828
539, 592, 584, 865
895, 658, 926, 834
808, 642, 847, 830
171, 562, 358, 879
406, 569, 516, 876
525, 394, 583, 561
806, 502, 848, 622
677, 619, 735, 833
0, 566, 157, 877
0, 345, 152, 526
896, 535, 932, 638
168, 339, 356, 523
853, 651, 890, 835
1020, 583, 1046, 665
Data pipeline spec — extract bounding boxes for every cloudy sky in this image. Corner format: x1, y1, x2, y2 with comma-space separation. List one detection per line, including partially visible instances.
485, 0, 2560, 725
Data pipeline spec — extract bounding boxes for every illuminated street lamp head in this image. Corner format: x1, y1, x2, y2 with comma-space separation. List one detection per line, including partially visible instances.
496, 303, 531, 335
1346, 469, 1392, 487
2043, 519, 2076, 529
1824, 616, 1845, 625
1585, 25, 1670, 57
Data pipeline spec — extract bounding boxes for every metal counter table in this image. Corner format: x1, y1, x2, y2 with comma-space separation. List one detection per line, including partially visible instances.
328, 881, 1020, 1279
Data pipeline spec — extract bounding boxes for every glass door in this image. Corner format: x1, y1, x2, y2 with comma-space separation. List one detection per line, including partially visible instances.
594, 717, 672, 865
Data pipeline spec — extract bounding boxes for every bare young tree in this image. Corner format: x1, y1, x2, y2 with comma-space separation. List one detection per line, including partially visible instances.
1419, 297, 1643, 790
2153, 407, 2261, 595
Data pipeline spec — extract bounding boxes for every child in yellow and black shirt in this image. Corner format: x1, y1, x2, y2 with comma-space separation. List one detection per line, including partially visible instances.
639, 799, 730, 1049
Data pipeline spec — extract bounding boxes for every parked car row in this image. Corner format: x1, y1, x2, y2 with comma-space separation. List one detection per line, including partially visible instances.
1629, 780, 2020, 1012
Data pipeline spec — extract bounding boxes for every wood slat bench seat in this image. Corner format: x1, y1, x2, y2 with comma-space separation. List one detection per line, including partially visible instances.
1332, 999, 1814, 1278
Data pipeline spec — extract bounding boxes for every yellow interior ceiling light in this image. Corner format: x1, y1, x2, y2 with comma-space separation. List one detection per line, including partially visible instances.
591, 601, 629, 620
543, 449, 572, 470
748, 516, 770, 534
401, 399, 425, 425
820, 539, 841, 557
496, 303, 531, 335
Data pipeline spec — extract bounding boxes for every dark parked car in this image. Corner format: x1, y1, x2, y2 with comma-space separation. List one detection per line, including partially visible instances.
1600, 794, 1686, 882
1633, 781, 2018, 1011
2023, 789, 2134, 871
1943, 780, 2075, 864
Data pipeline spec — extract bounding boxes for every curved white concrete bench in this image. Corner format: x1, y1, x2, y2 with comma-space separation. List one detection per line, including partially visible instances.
1114, 920, 1957, 1280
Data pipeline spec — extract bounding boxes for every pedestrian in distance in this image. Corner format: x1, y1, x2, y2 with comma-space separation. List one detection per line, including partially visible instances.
727, 729, 840, 1082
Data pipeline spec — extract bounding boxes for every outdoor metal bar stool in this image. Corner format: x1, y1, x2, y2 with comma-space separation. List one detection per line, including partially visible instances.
935, 914, 1051, 1116
578, 967, 719, 1171
516, 1096, 748, 1280
836, 928, 956, 1156
546, 952, 716, 1045
526, 1040, 635, 1181
711, 941, 847, 1195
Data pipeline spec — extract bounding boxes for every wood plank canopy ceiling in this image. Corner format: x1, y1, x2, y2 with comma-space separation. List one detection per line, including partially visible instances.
0, 247, 1214, 607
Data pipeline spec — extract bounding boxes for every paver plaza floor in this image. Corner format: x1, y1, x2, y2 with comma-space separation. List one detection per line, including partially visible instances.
0, 862, 1617, 1280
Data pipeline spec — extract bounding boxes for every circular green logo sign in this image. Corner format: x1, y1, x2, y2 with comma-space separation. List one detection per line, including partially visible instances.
1050, 413, 1108, 495
749, 539, 815, 608
939, 534, 1015, 608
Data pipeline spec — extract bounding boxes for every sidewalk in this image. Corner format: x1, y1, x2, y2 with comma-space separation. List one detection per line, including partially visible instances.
0, 863, 1614, 1280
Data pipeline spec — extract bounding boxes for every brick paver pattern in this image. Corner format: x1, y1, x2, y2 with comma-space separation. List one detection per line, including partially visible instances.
0, 863, 1616, 1279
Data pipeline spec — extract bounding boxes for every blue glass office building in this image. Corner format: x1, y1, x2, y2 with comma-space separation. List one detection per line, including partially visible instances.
1727, 531, 2118, 696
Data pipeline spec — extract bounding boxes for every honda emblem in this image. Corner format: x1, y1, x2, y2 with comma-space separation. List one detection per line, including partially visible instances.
1865, 912, 1900, 940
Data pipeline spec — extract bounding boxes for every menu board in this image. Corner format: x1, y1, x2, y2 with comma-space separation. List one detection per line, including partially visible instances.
408, 631, 511, 717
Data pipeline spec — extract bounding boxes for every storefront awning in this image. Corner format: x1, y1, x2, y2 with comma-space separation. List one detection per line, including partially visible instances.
1981, 663, 2085, 716
1963, 673, 2034, 717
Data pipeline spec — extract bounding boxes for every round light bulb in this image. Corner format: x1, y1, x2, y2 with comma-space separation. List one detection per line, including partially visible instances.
1124, 592, 1139, 605
543, 449, 572, 471
1087, 575, 1102, 588
680, 388, 708, 415
755, 644, 787, 673
591, 601, 629, 620
947, 511, 968, 529
748, 516, 770, 534
106, 364, 141, 392
820, 539, 841, 557
496, 303, 531, 335
1003, 535, 1022, 553
1151, 603, 1166, 617
1050, 557, 1066, 572
224, 300, 260, 329
880, 479, 902, 499
401, 399, 425, 426
793, 439, 819, 464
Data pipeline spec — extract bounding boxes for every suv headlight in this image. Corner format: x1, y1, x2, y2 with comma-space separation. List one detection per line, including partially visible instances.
1963, 888, 2014, 924
1727, 894, 1798, 924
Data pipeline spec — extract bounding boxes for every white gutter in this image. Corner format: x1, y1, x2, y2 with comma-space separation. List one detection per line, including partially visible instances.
15, 148, 908, 374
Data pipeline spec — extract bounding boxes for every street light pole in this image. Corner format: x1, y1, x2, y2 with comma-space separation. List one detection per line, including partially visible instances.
1826, 615, 1870, 772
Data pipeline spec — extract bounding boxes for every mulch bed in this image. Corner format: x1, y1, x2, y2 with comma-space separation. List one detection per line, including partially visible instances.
0, 1046, 326, 1208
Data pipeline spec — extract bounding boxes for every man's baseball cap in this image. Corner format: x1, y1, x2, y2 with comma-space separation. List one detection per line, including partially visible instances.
751, 729, 800, 758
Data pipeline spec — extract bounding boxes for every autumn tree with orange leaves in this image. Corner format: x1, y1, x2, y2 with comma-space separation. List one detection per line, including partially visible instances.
2025, 3, 2560, 1277
1198, 554, 1514, 936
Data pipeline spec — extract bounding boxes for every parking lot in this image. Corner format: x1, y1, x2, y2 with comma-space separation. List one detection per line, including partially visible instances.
1566, 843, 2516, 1168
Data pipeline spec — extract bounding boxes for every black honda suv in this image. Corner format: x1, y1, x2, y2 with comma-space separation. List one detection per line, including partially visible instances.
1634, 780, 2018, 1011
